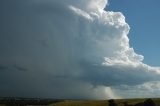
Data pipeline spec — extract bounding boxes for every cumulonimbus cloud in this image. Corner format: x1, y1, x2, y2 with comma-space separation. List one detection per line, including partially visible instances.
0, 0, 160, 99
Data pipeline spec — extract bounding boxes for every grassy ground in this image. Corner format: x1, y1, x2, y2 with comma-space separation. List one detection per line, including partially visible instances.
48, 98, 160, 106
0, 98, 160, 106
48, 100, 107, 106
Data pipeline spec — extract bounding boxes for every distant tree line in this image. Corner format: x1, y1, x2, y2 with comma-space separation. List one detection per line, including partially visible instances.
108, 98, 156, 106
0, 97, 61, 106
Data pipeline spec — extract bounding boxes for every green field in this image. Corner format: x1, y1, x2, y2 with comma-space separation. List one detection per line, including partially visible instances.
0, 98, 160, 106
48, 98, 160, 106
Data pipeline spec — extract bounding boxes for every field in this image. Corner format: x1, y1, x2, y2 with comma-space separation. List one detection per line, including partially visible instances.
0, 98, 160, 106
48, 98, 160, 106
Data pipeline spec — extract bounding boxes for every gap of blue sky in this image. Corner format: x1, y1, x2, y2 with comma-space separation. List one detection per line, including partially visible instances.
107, 0, 160, 66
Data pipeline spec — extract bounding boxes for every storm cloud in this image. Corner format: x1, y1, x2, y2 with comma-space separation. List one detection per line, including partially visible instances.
0, 0, 160, 99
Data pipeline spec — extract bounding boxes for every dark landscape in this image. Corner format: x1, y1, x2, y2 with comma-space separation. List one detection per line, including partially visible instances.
0, 97, 160, 106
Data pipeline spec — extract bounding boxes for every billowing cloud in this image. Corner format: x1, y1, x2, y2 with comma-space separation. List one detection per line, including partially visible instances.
0, 0, 160, 99
113, 81, 160, 98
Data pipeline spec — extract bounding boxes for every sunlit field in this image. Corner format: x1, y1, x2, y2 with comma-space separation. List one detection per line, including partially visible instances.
49, 98, 160, 106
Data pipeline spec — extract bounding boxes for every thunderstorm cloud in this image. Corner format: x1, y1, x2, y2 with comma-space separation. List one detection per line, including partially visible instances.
0, 0, 160, 99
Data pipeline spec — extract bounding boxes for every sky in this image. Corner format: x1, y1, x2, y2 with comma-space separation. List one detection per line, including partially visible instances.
107, 0, 160, 67
0, 0, 160, 99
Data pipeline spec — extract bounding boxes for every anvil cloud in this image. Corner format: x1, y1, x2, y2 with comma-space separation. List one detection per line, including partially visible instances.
0, 0, 160, 99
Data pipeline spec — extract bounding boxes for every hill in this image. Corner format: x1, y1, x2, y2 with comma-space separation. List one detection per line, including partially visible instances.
48, 98, 160, 106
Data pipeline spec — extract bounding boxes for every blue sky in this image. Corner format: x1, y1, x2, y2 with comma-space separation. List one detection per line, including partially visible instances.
108, 0, 160, 66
